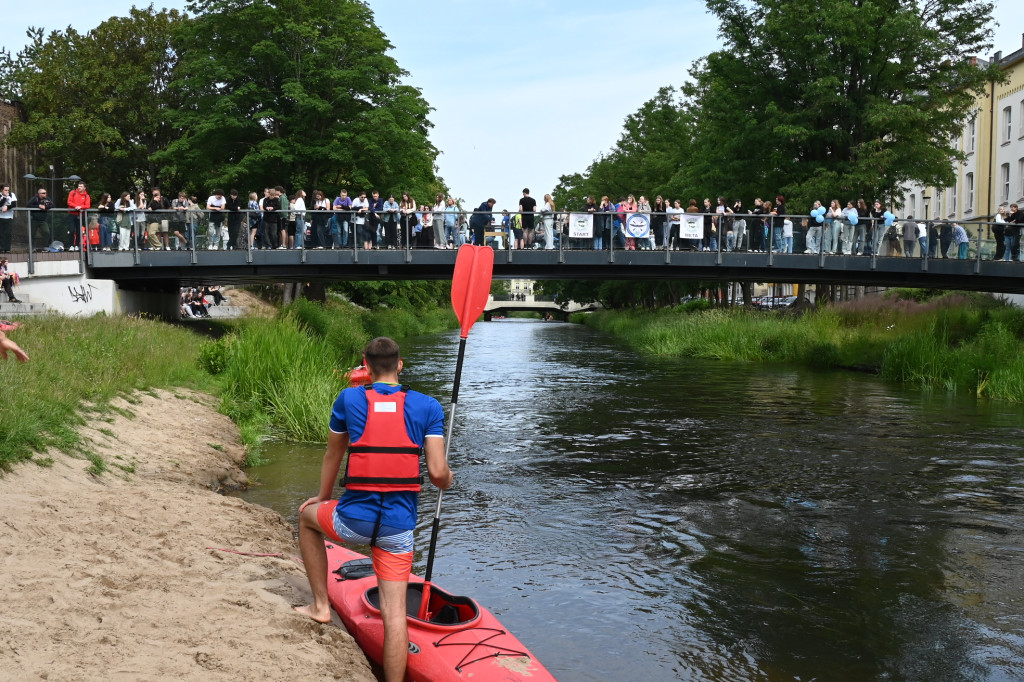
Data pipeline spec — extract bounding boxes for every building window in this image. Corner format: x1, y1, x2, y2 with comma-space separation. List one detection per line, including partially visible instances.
951, 182, 957, 216
1019, 158, 1024, 199
910, 193, 916, 217
965, 173, 974, 212
1020, 100, 1024, 137
968, 118, 976, 152
1004, 106, 1013, 143
1001, 163, 1010, 202
936, 192, 942, 219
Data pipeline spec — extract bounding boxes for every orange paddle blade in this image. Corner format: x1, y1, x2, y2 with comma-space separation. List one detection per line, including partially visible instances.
451, 245, 494, 339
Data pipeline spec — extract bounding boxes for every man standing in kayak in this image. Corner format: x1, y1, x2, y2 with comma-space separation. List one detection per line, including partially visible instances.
295, 336, 453, 682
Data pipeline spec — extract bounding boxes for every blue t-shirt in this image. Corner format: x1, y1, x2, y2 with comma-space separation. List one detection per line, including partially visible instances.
330, 383, 444, 530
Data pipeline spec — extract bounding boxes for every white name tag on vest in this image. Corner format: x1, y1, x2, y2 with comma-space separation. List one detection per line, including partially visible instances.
374, 402, 398, 413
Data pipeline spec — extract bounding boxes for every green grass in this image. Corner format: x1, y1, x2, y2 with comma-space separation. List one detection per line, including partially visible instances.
1, 295, 459, 472
581, 292, 1024, 403
0, 315, 212, 472
201, 298, 458, 460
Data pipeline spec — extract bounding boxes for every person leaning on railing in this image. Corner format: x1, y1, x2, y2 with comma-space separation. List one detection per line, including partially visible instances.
1005, 203, 1023, 262
0, 184, 17, 253
27, 188, 55, 249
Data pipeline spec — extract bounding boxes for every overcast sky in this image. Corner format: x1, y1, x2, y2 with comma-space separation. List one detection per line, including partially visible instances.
7, 0, 1020, 212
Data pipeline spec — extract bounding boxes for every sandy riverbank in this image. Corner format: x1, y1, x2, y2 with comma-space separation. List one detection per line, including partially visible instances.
0, 388, 375, 681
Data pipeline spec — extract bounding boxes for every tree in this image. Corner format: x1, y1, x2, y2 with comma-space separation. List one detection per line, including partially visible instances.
4, 8, 186, 194
553, 87, 694, 210
161, 0, 440, 198
683, 0, 999, 209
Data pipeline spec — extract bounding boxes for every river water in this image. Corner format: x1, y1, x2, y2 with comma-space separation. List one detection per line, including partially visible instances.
238, 319, 1024, 681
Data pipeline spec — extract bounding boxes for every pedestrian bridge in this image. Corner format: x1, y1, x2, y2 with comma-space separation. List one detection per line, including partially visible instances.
484, 296, 599, 321
75, 248, 1024, 294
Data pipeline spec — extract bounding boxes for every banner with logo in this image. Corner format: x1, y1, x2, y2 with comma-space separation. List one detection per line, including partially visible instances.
623, 213, 651, 238
679, 213, 703, 240
568, 213, 594, 239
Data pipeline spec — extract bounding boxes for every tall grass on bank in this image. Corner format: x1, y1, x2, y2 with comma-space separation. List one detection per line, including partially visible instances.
0, 315, 210, 471
201, 298, 458, 455
579, 293, 1024, 403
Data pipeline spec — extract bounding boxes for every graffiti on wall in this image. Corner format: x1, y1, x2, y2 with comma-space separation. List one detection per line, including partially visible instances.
68, 283, 99, 304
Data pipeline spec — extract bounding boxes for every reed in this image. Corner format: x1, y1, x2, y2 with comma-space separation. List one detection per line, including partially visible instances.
205, 298, 458, 455
0, 315, 211, 471
582, 294, 1024, 403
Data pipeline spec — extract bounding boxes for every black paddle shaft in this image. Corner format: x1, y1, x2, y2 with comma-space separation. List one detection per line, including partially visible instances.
423, 336, 467, 584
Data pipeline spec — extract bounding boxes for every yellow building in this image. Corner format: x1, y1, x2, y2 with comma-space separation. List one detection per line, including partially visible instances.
901, 35, 1024, 226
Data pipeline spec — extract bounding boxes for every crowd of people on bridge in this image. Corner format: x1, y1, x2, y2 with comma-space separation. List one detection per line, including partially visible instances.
8, 177, 1024, 262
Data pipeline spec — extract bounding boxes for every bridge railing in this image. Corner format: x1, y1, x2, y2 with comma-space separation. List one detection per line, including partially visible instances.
460, 210, 1021, 267
5, 206, 1021, 275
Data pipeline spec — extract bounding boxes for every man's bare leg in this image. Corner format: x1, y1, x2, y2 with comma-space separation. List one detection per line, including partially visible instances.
377, 578, 409, 682
294, 503, 332, 623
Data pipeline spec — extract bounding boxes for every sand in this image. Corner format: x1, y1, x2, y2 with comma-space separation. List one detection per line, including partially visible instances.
0, 389, 375, 682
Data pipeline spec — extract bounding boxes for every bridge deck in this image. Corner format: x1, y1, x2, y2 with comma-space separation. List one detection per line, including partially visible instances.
83, 248, 1024, 293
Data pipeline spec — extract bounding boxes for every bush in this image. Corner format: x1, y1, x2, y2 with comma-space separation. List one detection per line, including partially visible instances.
582, 293, 1024, 403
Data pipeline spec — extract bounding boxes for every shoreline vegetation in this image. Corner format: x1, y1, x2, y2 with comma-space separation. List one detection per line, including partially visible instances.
0, 291, 456, 472
203, 297, 457, 461
576, 290, 1024, 404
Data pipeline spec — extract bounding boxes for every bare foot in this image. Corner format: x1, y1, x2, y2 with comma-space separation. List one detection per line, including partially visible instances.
293, 604, 331, 624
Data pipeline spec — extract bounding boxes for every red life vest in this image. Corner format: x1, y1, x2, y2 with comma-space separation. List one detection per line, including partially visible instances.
344, 386, 423, 492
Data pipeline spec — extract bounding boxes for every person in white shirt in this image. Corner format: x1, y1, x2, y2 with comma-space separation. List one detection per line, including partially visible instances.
206, 189, 227, 250
291, 189, 307, 249
350, 191, 371, 250
0, 184, 18, 253
113, 192, 136, 251
432, 194, 446, 248
542, 194, 556, 250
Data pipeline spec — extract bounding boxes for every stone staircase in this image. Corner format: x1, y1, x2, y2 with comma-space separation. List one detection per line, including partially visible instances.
206, 304, 245, 319
0, 293, 48, 317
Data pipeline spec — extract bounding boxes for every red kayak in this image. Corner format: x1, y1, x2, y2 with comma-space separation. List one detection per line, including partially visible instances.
325, 541, 556, 681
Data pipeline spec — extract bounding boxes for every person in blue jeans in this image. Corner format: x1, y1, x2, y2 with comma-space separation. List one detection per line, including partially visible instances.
1005, 203, 1023, 261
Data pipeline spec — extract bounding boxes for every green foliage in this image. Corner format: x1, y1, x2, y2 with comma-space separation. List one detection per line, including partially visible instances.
683, 0, 998, 208
161, 0, 439, 197
537, 279, 702, 309
555, 0, 998, 214
491, 279, 510, 296
582, 293, 1024, 403
0, 315, 210, 471
554, 87, 693, 208
5, 1, 440, 199
211, 298, 457, 448
330, 280, 451, 310
6, 8, 187, 193
197, 337, 232, 375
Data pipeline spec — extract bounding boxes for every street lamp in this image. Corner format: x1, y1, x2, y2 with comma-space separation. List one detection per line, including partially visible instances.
24, 168, 82, 201
23, 168, 83, 248
922, 193, 931, 221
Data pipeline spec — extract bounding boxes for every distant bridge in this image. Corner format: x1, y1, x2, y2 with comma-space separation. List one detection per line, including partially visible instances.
483, 296, 599, 321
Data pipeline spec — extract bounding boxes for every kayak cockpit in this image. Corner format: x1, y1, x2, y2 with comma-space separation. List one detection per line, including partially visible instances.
364, 583, 482, 627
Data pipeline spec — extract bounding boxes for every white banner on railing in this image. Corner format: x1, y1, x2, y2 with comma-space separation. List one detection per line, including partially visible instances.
623, 213, 650, 238
679, 214, 703, 240
568, 213, 594, 238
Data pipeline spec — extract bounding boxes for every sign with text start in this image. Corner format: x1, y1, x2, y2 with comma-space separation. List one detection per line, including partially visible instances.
568, 213, 594, 239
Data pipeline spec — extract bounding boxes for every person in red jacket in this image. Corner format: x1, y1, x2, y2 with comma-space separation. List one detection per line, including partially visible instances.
66, 181, 91, 251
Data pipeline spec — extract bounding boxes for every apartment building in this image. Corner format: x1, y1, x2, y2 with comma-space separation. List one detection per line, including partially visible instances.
900, 34, 1024, 225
